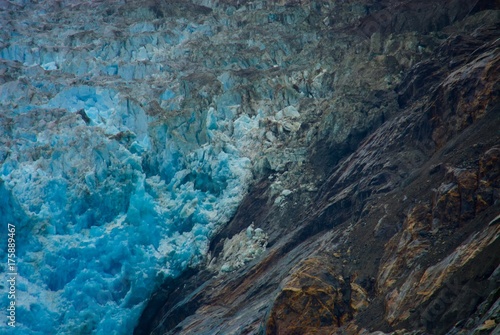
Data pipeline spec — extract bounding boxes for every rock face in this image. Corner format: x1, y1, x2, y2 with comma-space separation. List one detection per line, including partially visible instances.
266, 257, 368, 335
0, 0, 499, 334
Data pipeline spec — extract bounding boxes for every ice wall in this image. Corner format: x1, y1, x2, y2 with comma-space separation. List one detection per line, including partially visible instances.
0, 88, 255, 334
0, 1, 319, 333
0, 11, 256, 335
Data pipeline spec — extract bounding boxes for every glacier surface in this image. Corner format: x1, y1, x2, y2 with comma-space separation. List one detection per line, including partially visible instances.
0, 0, 318, 332
0, 3, 264, 334
0, 91, 254, 334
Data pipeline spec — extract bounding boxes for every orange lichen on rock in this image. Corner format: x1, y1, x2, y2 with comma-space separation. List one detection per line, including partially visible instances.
266, 257, 366, 335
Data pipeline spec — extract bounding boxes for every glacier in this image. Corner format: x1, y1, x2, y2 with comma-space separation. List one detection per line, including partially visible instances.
0, 2, 273, 334
0, 88, 255, 334
0, 0, 321, 332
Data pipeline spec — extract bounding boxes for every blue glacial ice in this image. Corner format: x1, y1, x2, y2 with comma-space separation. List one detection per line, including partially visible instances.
0, 84, 256, 334
0, 2, 289, 332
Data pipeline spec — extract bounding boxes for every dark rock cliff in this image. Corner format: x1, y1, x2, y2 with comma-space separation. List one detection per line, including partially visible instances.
135, 1, 500, 334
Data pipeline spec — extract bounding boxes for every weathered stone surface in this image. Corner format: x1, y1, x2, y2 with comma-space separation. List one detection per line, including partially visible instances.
266, 257, 368, 334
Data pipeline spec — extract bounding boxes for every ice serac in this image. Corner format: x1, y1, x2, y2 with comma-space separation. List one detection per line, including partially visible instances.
0, 1, 262, 334
0, 86, 252, 333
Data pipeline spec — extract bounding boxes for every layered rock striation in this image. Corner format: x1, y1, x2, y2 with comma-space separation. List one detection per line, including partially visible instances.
0, 0, 499, 334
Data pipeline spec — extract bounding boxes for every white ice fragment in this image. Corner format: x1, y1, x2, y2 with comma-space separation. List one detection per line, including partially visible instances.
277, 123, 284, 134
219, 224, 268, 273
135, 46, 149, 61
282, 105, 300, 119
265, 131, 276, 142
180, 199, 197, 218
41, 61, 58, 71
246, 224, 254, 238
275, 110, 284, 120
282, 121, 301, 132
